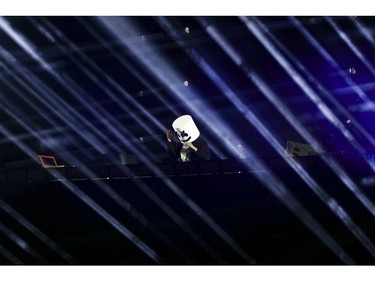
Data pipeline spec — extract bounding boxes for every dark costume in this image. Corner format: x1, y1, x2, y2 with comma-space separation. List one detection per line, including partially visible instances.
167, 135, 211, 161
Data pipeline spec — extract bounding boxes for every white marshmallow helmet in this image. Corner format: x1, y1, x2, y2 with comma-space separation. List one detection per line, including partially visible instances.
172, 115, 200, 143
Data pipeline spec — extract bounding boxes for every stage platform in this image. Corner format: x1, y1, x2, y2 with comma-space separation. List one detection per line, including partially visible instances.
0, 154, 374, 265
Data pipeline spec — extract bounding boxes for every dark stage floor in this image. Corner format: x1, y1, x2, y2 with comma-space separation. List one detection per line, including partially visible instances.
0, 155, 375, 265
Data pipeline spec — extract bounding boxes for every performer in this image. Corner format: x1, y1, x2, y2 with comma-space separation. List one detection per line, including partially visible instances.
166, 115, 211, 162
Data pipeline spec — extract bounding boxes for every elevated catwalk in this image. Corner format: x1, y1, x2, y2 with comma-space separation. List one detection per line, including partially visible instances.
0, 154, 374, 265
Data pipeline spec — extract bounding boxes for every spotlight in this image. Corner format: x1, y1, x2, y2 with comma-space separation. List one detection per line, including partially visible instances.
237, 144, 245, 158
348, 67, 356, 75
185, 27, 190, 34
346, 119, 352, 125
184, 80, 189, 87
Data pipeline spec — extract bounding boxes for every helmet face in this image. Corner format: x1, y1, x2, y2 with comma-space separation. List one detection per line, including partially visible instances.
175, 129, 191, 143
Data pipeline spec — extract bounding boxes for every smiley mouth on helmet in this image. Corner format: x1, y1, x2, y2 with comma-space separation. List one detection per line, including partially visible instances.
179, 136, 191, 142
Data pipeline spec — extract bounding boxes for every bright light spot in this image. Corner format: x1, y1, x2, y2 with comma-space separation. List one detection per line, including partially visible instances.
184, 80, 189, 87
346, 119, 352, 124
348, 67, 356, 74
237, 144, 245, 158
185, 27, 190, 34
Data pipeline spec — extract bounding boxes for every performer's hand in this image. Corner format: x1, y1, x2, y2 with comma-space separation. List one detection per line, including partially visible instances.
186, 142, 198, 152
